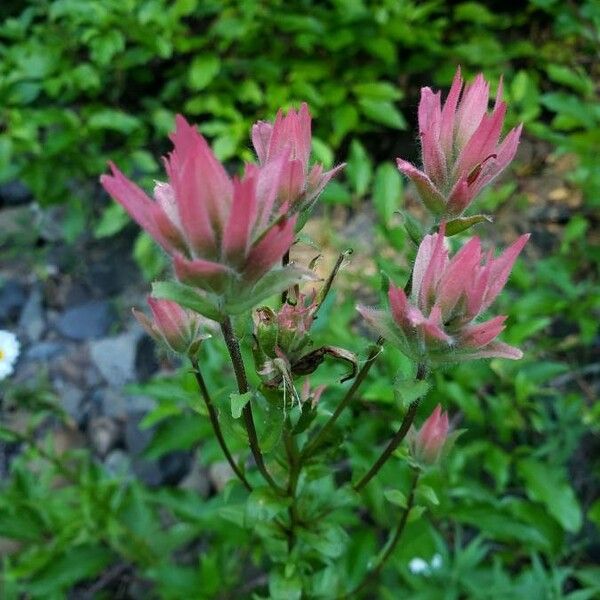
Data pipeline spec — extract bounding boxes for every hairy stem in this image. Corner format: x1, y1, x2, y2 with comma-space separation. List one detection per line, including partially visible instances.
353, 364, 426, 491
344, 469, 420, 598
190, 356, 252, 492
301, 339, 383, 460
220, 316, 284, 494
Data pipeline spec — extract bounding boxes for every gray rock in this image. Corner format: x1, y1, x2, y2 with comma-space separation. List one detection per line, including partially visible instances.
26, 341, 66, 361
55, 300, 114, 340
89, 330, 140, 387
104, 449, 132, 479
179, 452, 211, 498
88, 416, 122, 457
90, 387, 154, 418
125, 411, 192, 487
18, 286, 45, 341
54, 379, 85, 422
0, 180, 32, 206
0, 280, 26, 324
209, 460, 236, 492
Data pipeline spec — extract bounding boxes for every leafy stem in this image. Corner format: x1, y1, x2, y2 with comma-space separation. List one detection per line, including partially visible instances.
189, 356, 252, 492
220, 316, 284, 494
300, 338, 383, 460
343, 469, 420, 598
353, 363, 427, 491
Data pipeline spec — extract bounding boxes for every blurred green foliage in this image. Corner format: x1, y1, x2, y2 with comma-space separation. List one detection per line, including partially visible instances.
1, 0, 599, 598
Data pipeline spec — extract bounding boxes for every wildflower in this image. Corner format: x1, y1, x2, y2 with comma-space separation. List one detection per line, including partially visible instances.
397, 67, 522, 217
0, 331, 20, 380
133, 297, 212, 355
101, 115, 301, 302
411, 405, 449, 464
358, 224, 529, 364
252, 103, 344, 215
408, 553, 443, 575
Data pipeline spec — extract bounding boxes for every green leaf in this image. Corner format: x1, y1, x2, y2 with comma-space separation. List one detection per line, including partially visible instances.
417, 484, 440, 506
346, 140, 372, 197
359, 99, 406, 129
152, 280, 223, 322
88, 109, 140, 134
269, 567, 302, 600
26, 545, 113, 595
134, 232, 167, 281
245, 488, 290, 524
445, 214, 492, 236
224, 265, 317, 314
94, 203, 129, 238
393, 378, 430, 408
230, 391, 252, 419
517, 458, 582, 533
384, 489, 407, 508
320, 180, 352, 205
188, 54, 221, 90
143, 414, 206, 459
373, 163, 402, 224
403, 211, 425, 245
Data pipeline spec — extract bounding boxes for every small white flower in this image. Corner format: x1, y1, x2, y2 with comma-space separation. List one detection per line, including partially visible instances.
0, 331, 20, 380
408, 554, 443, 576
408, 557, 430, 574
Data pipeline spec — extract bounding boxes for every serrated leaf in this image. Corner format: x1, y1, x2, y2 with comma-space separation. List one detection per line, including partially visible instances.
384, 489, 407, 508
230, 391, 252, 419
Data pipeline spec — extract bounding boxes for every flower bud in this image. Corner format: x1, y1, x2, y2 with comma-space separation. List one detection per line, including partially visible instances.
133, 297, 212, 355
412, 405, 449, 464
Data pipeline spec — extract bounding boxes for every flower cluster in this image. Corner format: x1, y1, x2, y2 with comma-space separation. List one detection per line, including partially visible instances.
101, 105, 339, 316
359, 224, 528, 365
397, 67, 522, 217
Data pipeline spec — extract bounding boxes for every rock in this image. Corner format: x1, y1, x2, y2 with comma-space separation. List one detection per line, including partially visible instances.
104, 449, 132, 478
179, 452, 211, 498
0, 180, 32, 206
26, 341, 66, 361
0, 280, 26, 324
53, 379, 85, 422
125, 412, 192, 487
88, 416, 122, 457
89, 330, 140, 387
18, 286, 45, 341
89, 387, 154, 418
209, 460, 236, 492
55, 300, 114, 340
134, 335, 160, 381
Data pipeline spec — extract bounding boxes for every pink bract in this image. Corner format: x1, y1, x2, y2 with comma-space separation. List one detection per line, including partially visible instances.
252, 103, 344, 214
358, 224, 529, 364
413, 405, 450, 464
101, 115, 297, 296
133, 297, 212, 354
396, 67, 522, 217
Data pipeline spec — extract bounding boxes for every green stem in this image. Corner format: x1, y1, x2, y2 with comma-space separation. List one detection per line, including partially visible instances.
353, 364, 427, 492
220, 316, 284, 494
343, 469, 420, 598
353, 400, 420, 491
301, 339, 383, 460
283, 418, 302, 551
190, 356, 252, 492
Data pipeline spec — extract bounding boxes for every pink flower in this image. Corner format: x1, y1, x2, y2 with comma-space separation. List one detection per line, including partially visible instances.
396, 67, 522, 217
133, 297, 212, 354
412, 405, 449, 464
101, 115, 297, 297
252, 103, 344, 214
358, 224, 529, 364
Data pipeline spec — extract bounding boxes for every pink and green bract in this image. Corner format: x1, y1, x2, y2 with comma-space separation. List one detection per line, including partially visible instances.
358, 224, 529, 365
397, 67, 522, 217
